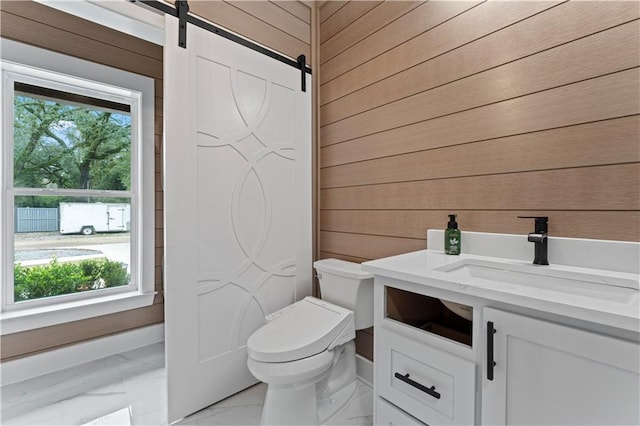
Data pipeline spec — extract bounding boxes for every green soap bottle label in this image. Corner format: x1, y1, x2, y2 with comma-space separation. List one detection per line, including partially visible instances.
445, 230, 461, 255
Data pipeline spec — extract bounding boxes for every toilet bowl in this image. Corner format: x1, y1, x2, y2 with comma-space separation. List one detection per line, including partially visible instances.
246, 259, 373, 425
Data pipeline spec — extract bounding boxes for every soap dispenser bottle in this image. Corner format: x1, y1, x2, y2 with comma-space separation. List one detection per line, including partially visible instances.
445, 214, 461, 255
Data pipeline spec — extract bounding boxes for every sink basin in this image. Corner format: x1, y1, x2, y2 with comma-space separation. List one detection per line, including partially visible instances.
435, 259, 639, 304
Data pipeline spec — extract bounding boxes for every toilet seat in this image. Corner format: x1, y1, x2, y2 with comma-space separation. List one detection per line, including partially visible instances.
247, 297, 355, 363
247, 349, 334, 385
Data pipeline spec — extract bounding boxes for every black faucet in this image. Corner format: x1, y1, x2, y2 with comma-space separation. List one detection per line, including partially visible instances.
518, 216, 549, 265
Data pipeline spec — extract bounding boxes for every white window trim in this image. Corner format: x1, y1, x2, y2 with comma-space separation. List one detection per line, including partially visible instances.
0, 39, 155, 335
2, 64, 141, 310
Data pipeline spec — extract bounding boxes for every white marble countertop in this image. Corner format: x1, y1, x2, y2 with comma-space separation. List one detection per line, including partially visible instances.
363, 249, 640, 334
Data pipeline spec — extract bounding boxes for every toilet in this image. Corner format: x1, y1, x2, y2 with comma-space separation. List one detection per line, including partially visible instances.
247, 258, 374, 425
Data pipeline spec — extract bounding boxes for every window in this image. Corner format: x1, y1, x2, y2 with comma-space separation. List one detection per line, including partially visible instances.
1, 40, 155, 334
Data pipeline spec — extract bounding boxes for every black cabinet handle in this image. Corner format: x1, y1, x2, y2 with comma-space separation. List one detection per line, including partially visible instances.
394, 372, 441, 400
487, 321, 496, 381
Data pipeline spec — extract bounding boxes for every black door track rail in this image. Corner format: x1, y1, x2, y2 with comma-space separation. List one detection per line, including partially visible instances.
137, 0, 311, 92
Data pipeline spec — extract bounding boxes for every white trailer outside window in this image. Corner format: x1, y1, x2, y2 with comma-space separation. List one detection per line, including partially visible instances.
59, 202, 131, 235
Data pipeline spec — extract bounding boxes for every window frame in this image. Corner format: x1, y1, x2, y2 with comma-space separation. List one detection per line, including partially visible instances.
0, 39, 155, 335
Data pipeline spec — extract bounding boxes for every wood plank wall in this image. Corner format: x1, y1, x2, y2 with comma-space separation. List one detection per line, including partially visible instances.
319, 0, 640, 264
0, 1, 164, 360
318, 1, 640, 360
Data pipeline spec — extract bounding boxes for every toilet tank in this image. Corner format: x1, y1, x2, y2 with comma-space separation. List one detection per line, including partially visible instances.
313, 259, 374, 330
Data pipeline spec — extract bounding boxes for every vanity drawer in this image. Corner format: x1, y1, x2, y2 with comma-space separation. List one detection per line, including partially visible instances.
377, 327, 476, 425
376, 397, 424, 425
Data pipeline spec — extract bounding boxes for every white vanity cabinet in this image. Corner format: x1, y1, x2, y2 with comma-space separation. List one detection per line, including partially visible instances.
372, 278, 640, 426
366, 234, 639, 426
482, 308, 640, 426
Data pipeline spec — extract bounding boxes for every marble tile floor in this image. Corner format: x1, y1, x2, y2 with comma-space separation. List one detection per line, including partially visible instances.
1, 342, 373, 426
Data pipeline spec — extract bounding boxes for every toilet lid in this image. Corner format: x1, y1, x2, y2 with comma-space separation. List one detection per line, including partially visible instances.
247, 297, 354, 363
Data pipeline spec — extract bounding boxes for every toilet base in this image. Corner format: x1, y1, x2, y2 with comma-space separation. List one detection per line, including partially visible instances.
259, 380, 358, 426
318, 380, 357, 424
261, 381, 319, 425
317, 342, 357, 423
252, 342, 358, 425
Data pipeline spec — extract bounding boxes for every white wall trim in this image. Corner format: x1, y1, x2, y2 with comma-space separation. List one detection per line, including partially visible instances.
33, 0, 165, 46
0, 323, 164, 387
356, 354, 373, 387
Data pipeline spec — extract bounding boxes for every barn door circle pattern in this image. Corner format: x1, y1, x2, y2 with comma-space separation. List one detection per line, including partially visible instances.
194, 58, 298, 361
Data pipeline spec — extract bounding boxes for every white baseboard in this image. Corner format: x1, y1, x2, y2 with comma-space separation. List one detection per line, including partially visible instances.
1, 323, 164, 387
356, 354, 373, 387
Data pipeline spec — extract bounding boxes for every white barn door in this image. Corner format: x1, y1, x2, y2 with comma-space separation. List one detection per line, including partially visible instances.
163, 16, 312, 423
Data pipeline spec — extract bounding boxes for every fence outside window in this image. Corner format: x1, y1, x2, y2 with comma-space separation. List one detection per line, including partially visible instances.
15, 207, 59, 233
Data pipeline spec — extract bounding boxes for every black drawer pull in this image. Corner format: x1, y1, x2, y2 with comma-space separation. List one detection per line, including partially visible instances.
487, 321, 496, 381
394, 372, 441, 400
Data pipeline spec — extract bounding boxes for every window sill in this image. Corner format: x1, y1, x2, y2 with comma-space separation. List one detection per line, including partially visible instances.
0, 291, 156, 335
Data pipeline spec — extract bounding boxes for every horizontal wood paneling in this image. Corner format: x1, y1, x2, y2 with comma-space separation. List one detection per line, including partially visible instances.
321, 164, 640, 211
0, 9, 162, 79
321, 1, 559, 94
319, 1, 346, 24
273, 0, 310, 24
321, 210, 640, 258
321, 26, 639, 144
320, 231, 425, 261
321, 68, 639, 165
320, 0, 480, 86
232, 1, 310, 44
0, 1, 164, 360
321, 117, 640, 188
318, 2, 640, 260
320, 1, 379, 44
154, 79, 163, 99
186, 0, 310, 59
320, 1, 422, 65
0, 1, 162, 60
319, 251, 370, 264
321, 14, 640, 126
321, 211, 640, 243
